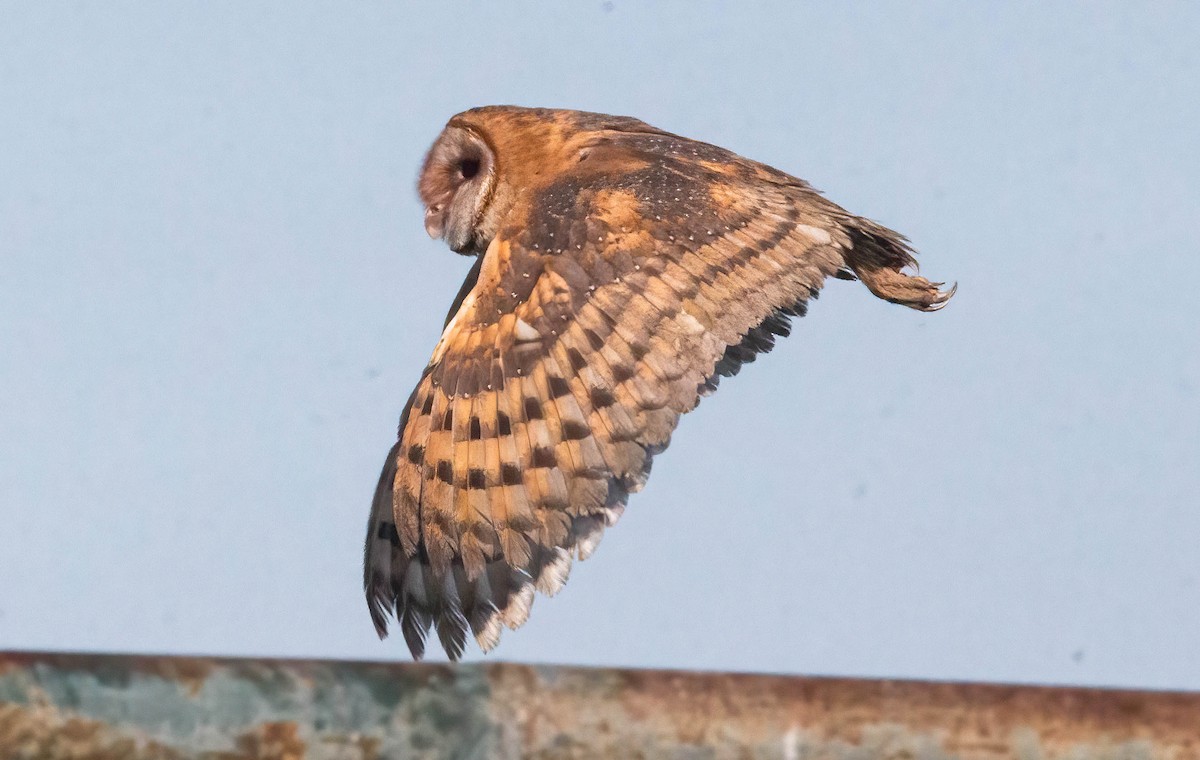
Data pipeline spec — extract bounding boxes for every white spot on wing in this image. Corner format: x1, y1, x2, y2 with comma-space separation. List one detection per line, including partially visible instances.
795, 224, 833, 245
677, 312, 706, 336
514, 317, 540, 343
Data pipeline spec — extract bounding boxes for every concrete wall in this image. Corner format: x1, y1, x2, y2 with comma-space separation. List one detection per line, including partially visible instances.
1, 651, 1197, 759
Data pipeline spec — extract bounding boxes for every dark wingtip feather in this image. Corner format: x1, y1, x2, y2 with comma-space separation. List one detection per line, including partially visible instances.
367, 581, 393, 640
401, 604, 432, 660
364, 442, 403, 640
436, 608, 469, 661
705, 303, 804, 388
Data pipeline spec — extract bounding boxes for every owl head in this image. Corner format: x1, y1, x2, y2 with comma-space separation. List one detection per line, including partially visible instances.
418, 115, 499, 254
417, 106, 663, 255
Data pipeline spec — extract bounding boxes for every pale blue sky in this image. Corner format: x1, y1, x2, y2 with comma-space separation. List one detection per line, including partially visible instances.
2, 2, 1198, 690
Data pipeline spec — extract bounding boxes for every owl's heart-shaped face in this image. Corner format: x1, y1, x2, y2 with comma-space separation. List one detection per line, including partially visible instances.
366, 106, 954, 661
418, 126, 497, 254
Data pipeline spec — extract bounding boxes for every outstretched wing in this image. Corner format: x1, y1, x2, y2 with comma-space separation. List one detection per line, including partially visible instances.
365, 129, 952, 659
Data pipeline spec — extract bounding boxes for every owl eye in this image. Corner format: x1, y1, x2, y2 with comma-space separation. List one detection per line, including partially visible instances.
458, 158, 480, 180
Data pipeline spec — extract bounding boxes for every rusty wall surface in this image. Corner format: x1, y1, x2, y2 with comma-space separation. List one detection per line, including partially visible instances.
0, 651, 1197, 759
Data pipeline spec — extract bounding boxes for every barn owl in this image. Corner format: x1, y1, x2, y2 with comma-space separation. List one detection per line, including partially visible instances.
364, 106, 953, 660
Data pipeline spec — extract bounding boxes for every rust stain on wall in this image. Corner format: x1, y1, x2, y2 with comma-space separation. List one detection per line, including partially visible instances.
0, 702, 185, 760
485, 665, 1199, 759
0, 651, 1196, 759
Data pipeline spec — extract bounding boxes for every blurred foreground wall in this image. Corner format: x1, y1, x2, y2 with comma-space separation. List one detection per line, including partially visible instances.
1, 651, 1197, 759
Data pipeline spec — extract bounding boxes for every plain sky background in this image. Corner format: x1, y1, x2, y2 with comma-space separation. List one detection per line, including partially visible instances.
2, 2, 1198, 691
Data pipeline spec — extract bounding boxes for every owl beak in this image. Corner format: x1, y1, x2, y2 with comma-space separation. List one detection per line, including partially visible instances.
424, 204, 446, 240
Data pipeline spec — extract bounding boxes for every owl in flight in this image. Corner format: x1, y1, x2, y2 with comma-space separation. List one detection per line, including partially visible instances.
365, 106, 953, 660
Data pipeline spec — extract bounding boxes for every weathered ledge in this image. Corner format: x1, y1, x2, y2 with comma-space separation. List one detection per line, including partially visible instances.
1, 651, 1197, 759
